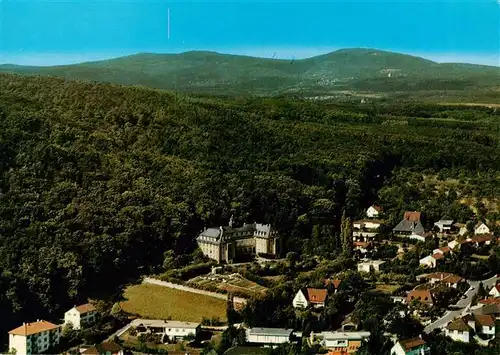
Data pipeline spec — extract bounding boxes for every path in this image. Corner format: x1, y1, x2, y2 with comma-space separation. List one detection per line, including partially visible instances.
143, 277, 247, 305
107, 323, 132, 340
424, 274, 499, 334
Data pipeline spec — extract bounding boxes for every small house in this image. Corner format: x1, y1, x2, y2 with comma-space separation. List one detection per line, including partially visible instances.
292, 288, 328, 309
425, 272, 463, 288
406, 289, 434, 306
419, 254, 443, 269
357, 260, 386, 273
489, 284, 500, 298
80, 342, 124, 355
434, 220, 454, 233
393, 211, 425, 236
64, 303, 97, 330
315, 331, 370, 353
366, 205, 383, 218
130, 319, 200, 341
390, 337, 429, 355
475, 222, 490, 235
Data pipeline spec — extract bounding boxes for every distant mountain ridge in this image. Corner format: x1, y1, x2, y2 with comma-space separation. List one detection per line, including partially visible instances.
1, 48, 499, 97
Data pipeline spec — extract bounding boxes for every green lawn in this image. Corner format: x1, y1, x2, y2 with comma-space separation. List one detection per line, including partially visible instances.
224, 346, 270, 355
120, 283, 227, 322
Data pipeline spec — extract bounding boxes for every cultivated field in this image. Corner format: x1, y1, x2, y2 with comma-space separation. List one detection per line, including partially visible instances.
120, 283, 227, 322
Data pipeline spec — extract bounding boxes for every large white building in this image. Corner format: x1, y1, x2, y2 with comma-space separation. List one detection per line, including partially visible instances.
197, 219, 281, 263
315, 331, 370, 353
357, 260, 386, 273
246, 327, 293, 345
8, 320, 61, 355
131, 319, 201, 341
64, 303, 97, 330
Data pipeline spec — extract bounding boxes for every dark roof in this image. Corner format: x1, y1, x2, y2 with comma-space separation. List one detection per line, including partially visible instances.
393, 219, 425, 234
446, 318, 470, 332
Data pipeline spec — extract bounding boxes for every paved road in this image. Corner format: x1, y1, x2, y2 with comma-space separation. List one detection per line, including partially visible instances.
143, 277, 247, 305
424, 274, 499, 334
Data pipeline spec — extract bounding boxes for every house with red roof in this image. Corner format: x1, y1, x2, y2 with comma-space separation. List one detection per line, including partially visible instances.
489, 284, 500, 298
64, 303, 97, 330
293, 288, 328, 309
390, 337, 429, 355
8, 320, 61, 354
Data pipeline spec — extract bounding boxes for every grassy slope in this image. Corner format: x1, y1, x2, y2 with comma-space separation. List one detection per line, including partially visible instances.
1, 48, 499, 98
120, 284, 227, 322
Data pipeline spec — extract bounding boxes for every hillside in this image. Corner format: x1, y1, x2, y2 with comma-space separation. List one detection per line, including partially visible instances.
1, 73, 500, 349
1, 48, 499, 99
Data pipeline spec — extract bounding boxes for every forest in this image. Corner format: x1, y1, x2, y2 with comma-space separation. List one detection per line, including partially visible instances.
0, 73, 499, 349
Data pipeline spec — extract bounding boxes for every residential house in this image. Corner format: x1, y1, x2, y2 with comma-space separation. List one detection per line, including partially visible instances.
489, 284, 500, 298
424, 272, 464, 288
407, 232, 431, 242
432, 246, 451, 256
357, 260, 386, 273
434, 220, 454, 233
130, 319, 200, 341
8, 320, 61, 355
315, 331, 370, 354
393, 211, 425, 236
419, 254, 443, 269
445, 318, 470, 342
475, 222, 490, 235
353, 241, 372, 256
366, 205, 383, 218
474, 299, 500, 320
64, 303, 97, 330
454, 223, 467, 236
324, 279, 342, 293
246, 327, 293, 345
390, 337, 430, 355
292, 288, 328, 309
196, 219, 281, 263
445, 315, 496, 343
353, 219, 384, 240
406, 290, 434, 306
80, 342, 124, 355
470, 234, 494, 247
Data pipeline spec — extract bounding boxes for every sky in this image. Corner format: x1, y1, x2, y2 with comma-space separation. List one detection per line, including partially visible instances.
1, 0, 499, 67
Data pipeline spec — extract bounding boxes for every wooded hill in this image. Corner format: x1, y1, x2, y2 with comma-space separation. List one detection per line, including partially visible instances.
1, 48, 499, 99
0, 73, 500, 349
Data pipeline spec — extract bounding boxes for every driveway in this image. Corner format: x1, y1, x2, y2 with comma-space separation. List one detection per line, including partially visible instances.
424, 274, 499, 333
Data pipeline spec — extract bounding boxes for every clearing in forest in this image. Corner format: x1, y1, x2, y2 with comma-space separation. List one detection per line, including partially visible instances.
120, 283, 227, 322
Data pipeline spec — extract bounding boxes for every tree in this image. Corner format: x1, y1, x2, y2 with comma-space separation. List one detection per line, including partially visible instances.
341, 211, 353, 257
286, 251, 299, 269
477, 281, 487, 298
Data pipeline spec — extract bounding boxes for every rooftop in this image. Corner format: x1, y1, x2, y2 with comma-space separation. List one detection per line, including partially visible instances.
446, 318, 470, 332
399, 337, 427, 351
318, 331, 371, 340
9, 320, 60, 336
306, 288, 328, 303
130, 319, 200, 329
247, 327, 293, 337
74, 303, 96, 314
358, 260, 386, 266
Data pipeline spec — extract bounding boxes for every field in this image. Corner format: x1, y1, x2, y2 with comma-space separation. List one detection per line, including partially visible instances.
188, 274, 267, 298
375, 284, 401, 294
119, 331, 202, 355
120, 284, 227, 322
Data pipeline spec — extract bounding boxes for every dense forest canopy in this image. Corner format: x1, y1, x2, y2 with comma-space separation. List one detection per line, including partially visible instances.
0, 73, 500, 348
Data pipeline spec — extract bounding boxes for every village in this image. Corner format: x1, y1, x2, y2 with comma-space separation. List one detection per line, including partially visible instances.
6, 205, 500, 355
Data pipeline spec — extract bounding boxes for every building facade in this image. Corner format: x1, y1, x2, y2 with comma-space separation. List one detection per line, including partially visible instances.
197, 220, 281, 263
8, 320, 61, 355
64, 303, 97, 330
131, 319, 201, 341
246, 327, 293, 345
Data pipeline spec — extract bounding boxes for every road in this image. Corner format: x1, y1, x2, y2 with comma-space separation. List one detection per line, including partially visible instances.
424, 274, 499, 334
143, 277, 247, 305
107, 323, 132, 340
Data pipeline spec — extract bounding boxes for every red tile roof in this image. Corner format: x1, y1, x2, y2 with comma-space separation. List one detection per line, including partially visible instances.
439, 246, 451, 253
407, 290, 434, 305
404, 211, 421, 222
426, 272, 463, 284
306, 288, 328, 303
432, 253, 444, 260
75, 303, 96, 314
479, 297, 500, 305
399, 338, 426, 351
9, 321, 60, 336
473, 315, 495, 327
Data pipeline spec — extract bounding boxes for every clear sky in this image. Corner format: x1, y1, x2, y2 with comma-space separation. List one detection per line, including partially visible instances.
1, 0, 499, 66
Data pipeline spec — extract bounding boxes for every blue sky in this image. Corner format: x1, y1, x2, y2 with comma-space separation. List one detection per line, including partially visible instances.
1, 0, 499, 66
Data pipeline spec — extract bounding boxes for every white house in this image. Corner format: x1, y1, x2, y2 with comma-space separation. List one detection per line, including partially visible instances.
425, 272, 463, 288
246, 327, 293, 345
131, 319, 200, 341
8, 320, 61, 355
366, 205, 383, 218
357, 260, 386, 273
64, 303, 97, 330
315, 331, 370, 352
408, 232, 428, 242
390, 337, 429, 355
445, 318, 470, 343
292, 288, 328, 309
419, 254, 443, 269
489, 284, 500, 298
465, 315, 496, 337
475, 222, 490, 235
434, 220, 454, 233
